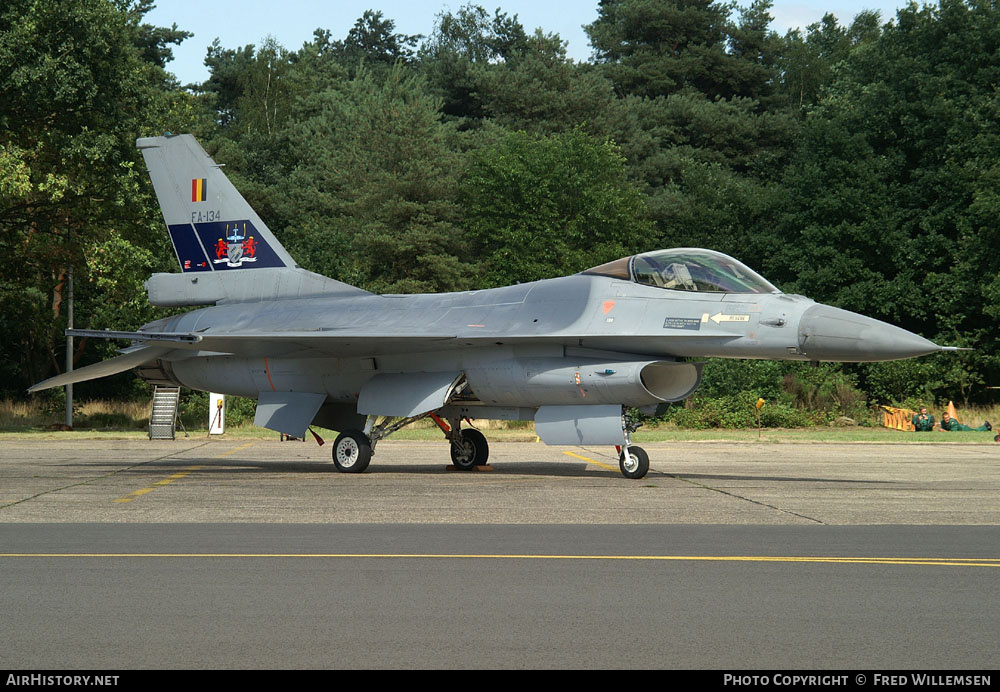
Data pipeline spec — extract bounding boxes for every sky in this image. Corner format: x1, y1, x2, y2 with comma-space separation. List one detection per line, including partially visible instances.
146, 1, 912, 87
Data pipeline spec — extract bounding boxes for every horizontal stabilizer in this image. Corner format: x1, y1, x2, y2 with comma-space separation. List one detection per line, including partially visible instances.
28, 346, 171, 393
146, 268, 371, 307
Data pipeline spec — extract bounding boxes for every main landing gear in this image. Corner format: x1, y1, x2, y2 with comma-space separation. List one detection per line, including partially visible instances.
330, 404, 645, 479
332, 430, 373, 473
331, 411, 425, 472
430, 413, 489, 470
448, 427, 490, 470
329, 410, 492, 474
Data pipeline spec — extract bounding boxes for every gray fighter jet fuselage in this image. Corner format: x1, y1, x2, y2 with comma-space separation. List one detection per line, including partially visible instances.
30, 134, 952, 479
137, 263, 940, 403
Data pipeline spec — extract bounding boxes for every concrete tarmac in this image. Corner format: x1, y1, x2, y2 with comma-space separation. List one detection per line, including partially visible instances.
0, 438, 998, 524
2, 523, 998, 669
2, 439, 999, 669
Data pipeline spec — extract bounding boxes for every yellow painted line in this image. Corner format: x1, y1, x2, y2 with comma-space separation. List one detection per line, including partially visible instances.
563, 451, 617, 472
217, 441, 256, 457
113, 464, 205, 504
113, 441, 255, 504
0, 553, 996, 567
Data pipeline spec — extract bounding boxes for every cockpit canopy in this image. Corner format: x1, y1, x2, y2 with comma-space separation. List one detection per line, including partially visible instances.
582, 248, 779, 294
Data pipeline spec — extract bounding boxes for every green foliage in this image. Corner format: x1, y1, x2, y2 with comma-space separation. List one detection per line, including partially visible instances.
462, 128, 655, 285
696, 359, 788, 399
280, 65, 467, 293
334, 10, 423, 75
652, 358, 873, 428
662, 391, 817, 429
85, 232, 157, 327
781, 365, 869, 422
179, 391, 208, 429
586, 0, 782, 101
180, 392, 258, 429
4, 0, 1000, 418
226, 397, 259, 426
766, 0, 1000, 394
773, 11, 882, 111
477, 30, 614, 135
0, 0, 193, 395
419, 4, 529, 121
858, 350, 985, 407
83, 412, 141, 430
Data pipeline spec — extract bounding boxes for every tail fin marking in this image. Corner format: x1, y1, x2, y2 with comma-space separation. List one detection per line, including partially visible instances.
194, 219, 285, 270
139, 133, 373, 304
137, 134, 296, 272
168, 224, 212, 272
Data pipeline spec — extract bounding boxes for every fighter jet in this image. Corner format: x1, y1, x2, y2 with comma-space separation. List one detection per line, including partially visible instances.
30, 134, 955, 479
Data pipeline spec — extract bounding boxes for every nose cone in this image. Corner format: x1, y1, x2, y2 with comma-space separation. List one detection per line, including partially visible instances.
798, 304, 942, 362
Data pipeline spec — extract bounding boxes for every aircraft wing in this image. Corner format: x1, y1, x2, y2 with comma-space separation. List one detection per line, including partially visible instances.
67, 328, 463, 358
28, 345, 173, 393
66, 328, 740, 359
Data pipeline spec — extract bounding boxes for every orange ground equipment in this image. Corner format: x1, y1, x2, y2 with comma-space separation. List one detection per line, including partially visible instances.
946, 400, 958, 421
881, 406, 915, 431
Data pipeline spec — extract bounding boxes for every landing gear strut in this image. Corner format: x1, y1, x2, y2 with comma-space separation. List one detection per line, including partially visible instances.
619, 446, 649, 479
618, 409, 649, 479
330, 411, 432, 473
329, 377, 487, 473
431, 412, 490, 470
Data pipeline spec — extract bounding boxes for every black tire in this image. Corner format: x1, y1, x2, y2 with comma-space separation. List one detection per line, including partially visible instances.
619, 446, 649, 480
332, 430, 373, 473
450, 428, 489, 469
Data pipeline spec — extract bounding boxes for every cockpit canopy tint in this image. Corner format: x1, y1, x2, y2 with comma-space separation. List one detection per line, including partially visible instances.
582, 249, 779, 294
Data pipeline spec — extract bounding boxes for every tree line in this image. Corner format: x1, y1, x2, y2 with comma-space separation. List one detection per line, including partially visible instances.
2, 0, 998, 407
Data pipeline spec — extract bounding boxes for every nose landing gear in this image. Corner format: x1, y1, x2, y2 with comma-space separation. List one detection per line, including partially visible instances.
618, 445, 649, 479
617, 410, 648, 479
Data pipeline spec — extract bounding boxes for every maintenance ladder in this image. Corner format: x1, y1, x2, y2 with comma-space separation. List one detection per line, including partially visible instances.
149, 386, 181, 439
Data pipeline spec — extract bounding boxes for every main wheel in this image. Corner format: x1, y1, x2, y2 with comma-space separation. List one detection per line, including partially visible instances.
619, 446, 649, 479
450, 428, 489, 470
332, 430, 373, 473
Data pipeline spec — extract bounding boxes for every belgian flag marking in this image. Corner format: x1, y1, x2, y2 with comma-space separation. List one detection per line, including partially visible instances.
191, 178, 207, 202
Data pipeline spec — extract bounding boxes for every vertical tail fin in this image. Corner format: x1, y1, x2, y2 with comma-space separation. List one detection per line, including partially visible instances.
138, 134, 371, 306
137, 134, 297, 273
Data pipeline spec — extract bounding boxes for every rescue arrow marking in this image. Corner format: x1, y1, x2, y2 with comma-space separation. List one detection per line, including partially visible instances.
710, 313, 750, 324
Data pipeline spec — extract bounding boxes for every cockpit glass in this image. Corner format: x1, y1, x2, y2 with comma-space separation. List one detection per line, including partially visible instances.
632, 249, 778, 293
582, 249, 779, 293
580, 256, 631, 279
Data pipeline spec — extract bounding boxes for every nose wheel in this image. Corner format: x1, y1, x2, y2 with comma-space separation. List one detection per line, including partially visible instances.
619, 446, 649, 479
617, 409, 649, 479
